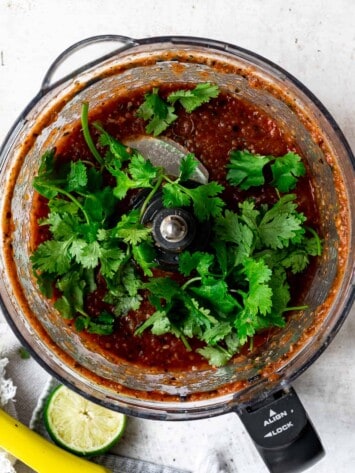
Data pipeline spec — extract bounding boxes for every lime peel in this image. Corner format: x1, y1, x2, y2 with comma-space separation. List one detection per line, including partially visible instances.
43, 385, 127, 457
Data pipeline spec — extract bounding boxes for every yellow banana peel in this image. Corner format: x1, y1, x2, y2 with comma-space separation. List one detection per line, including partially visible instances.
0, 408, 111, 473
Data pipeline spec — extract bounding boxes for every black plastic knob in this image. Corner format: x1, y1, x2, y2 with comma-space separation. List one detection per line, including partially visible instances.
133, 189, 211, 269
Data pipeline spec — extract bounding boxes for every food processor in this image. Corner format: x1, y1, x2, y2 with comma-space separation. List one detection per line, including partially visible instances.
0, 35, 353, 472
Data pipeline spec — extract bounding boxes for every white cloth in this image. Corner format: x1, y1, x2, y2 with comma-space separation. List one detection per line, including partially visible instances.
0, 322, 18, 473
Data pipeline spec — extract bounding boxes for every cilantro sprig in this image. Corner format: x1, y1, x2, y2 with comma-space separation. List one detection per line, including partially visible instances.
135, 195, 321, 366
31, 98, 321, 367
136, 83, 220, 136
227, 149, 306, 192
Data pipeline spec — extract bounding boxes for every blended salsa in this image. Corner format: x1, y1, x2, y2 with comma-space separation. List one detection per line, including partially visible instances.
30, 84, 320, 371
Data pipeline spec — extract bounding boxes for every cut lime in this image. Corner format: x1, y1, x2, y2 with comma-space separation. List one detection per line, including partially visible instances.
43, 384, 127, 457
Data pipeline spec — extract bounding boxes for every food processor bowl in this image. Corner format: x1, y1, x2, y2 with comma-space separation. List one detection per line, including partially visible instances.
0, 35, 353, 472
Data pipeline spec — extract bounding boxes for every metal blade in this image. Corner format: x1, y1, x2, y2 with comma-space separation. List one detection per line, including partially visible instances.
124, 136, 209, 184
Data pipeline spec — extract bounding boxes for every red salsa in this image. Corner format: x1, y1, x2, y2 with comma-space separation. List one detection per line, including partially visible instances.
30, 85, 320, 371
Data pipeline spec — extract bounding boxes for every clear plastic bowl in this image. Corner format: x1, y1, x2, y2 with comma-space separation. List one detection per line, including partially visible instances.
0, 36, 353, 420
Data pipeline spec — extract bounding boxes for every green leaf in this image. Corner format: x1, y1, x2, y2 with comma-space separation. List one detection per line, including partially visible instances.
31, 239, 72, 274
54, 296, 73, 319
238, 200, 260, 234
179, 297, 217, 339
128, 153, 158, 187
143, 277, 181, 303
179, 153, 199, 182
186, 182, 225, 221
271, 152, 306, 192
167, 83, 220, 113
103, 263, 143, 316
94, 121, 131, 167
87, 312, 115, 335
67, 161, 88, 192
202, 321, 233, 345
258, 195, 306, 249
210, 240, 228, 276
33, 271, 56, 298
48, 198, 78, 216
213, 210, 254, 265
113, 170, 137, 200
227, 149, 271, 190
136, 88, 177, 136
196, 345, 232, 367
269, 268, 290, 315
178, 251, 214, 277
114, 209, 152, 245
190, 278, 238, 314
70, 240, 101, 269
99, 246, 126, 279
132, 241, 157, 277
41, 212, 77, 241
135, 310, 170, 336
242, 258, 273, 316
162, 183, 191, 208
56, 270, 86, 314
83, 186, 117, 223
281, 249, 310, 273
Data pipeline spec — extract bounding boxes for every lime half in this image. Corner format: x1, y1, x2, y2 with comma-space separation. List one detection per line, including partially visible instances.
43, 385, 127, 457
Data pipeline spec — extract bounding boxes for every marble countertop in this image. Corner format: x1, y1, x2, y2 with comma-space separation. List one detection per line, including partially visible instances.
0, 1, 354, 472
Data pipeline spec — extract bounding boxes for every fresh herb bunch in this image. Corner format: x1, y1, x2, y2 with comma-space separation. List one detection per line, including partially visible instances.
136, 83, 220, 136
31, 89, 322, 367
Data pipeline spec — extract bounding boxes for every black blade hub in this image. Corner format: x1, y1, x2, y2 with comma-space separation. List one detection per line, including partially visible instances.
133, 190, 211, 269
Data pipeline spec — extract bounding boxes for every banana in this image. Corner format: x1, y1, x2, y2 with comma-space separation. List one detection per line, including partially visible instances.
0, 408, 111, 473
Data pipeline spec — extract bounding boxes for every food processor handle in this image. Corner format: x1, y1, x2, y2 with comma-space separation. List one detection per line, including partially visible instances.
236, 387, 325, 473
40, 35, 138, 91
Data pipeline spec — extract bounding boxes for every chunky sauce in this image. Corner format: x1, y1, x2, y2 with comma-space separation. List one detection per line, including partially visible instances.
31, 85, 320, 371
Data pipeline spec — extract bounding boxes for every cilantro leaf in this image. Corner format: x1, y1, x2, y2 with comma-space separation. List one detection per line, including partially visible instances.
83, 186, 117, 223
143, 277, 181, 303
99, 246, 126, 279
136, 88, 177, 136
104, 263, 143, 316
213, 210, 254, 265
54, 270, 86, 319
178, 251, 214, 277
41, 212, 78, 241
70, 240, 101, 269
227, 149, 306, 193
135, 310, 171, 336
75, 311, 115, 335
269, 268, 290, 315
196, 345, 232, 367
94, 121, 131, 167
179, 153, 199, 182
227, 149, 271, 190
31, 239, 72, 275
67, 161, 88, 192
180, 297, 217, 338
114, 210, 152, 245
162, 183, 191, 208
128, 153, 158, 186
167, 83, 220, 113
270, 152, 306, 192
132, 241, 157, 277
258, 195, 306, 249
113, 170, 136, 200
201, 321, 233, 345
33, 150, 60, 199
186, 182, 225, 221
190, 278, 238, 314
242, 257, 273, 316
